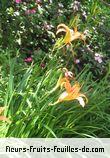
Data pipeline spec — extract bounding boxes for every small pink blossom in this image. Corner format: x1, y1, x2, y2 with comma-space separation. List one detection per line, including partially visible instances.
15, 0, 22, 4
31, 9, 36, 14
24, 57, 33, 63
25, 9, 36, 15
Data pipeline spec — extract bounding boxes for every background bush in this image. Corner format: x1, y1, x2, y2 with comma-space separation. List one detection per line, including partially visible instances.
0, 0, 110, 76
0, 0, 110, 138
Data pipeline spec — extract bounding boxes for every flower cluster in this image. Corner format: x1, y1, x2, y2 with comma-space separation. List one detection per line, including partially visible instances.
72, 1, 81, 12
94, 53, 103, 63
25, 9, 36, 15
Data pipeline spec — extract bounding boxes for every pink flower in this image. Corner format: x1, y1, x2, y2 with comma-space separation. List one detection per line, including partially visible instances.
31, 9, 36, 14
24, 57, 33, 63
15, 0, 22, 4
25, 9, 36, 15
25, 10, 31, 15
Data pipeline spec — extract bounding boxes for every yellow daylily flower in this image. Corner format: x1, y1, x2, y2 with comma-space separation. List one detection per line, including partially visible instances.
56, 23, 86, 45
0, 107, 11, 123
56, 24, 74, 45
50, 80, 88, 107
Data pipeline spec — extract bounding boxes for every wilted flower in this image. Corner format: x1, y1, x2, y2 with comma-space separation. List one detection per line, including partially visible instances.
62, 68, 74, 79
15, 0, 22, 4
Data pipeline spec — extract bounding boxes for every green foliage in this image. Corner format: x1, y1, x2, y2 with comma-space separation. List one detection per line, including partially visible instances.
0, 52, 110, 138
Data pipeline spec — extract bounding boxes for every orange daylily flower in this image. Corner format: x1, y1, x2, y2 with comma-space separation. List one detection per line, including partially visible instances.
49, 75, 69, 94
56, 23, 86, 45
0, 107, 10, 123
49, 68, 74, 94
50, 78, 88, 107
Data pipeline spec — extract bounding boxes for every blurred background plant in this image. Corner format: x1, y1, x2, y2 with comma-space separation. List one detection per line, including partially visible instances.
0, 0, 109, 77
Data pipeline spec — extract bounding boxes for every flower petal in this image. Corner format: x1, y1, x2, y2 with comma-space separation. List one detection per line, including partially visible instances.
57, 24, 70, 31
76, 96, 85, 107
64, 81, 72, 93
64, 31, 72, 44
49, 91, 69, 106
59, 91, 68, 101
79, 93, 88, 103
56, 28, 66, 35
76, 93, 88, 107
71, 82, 81, 94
